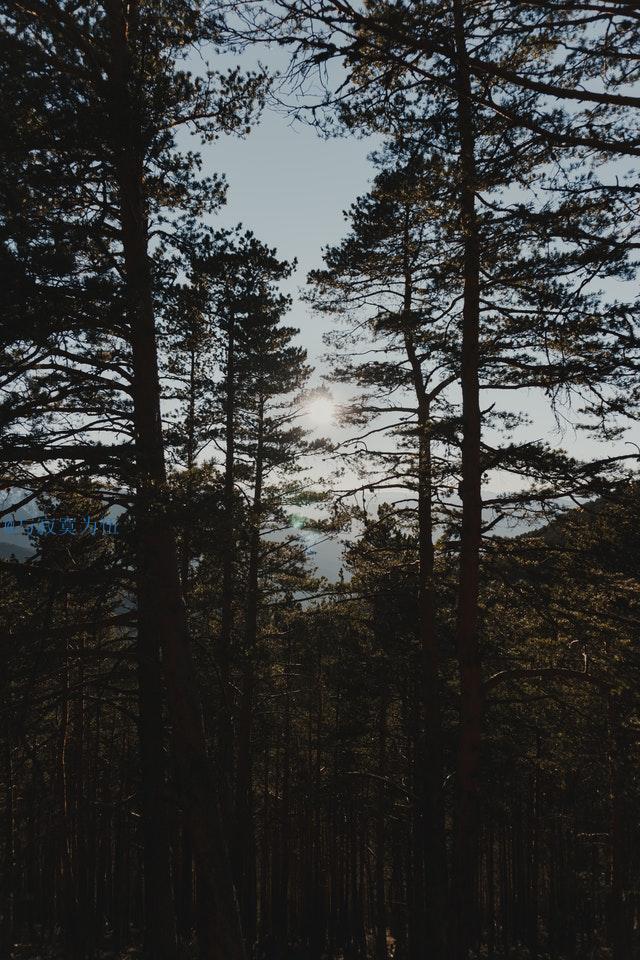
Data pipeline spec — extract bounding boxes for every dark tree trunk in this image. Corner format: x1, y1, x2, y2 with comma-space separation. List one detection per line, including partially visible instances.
272, 628, 293, 957
112, 731, 131, 952
402, 211, 448, 959
528, 737, 541, 958
374, 695, 388, 960
234, 394, 265, 946
450, 1, 484, 957
220, 307, 237, 818
136, 582, 177, 960
608, 695, 630, 960
1, 729, 14, 953
104, 7, 246, 959
103, 9, 178, 958
176, 348, 197, 943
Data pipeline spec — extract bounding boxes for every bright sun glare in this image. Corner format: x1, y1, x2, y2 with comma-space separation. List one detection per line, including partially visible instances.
307, 395, 335, 424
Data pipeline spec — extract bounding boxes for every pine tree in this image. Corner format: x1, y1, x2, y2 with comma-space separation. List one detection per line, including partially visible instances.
184, 227, 324, 944
1, 4, 268, 957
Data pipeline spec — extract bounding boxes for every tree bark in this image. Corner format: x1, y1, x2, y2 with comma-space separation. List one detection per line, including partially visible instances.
220, 305, 237, 818
608, 695, 630, 960
402, 210, 448, 960
104, 6, 246, 959
374, 693, 388, 960
1, 727, 15, 953
105, 10, 178, 956
451, 1, 484, 956
234, 393, 265, 946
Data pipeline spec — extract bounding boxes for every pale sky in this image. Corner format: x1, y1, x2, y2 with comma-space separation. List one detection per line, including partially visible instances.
2, 51, 638, 574
202, 98, 640, 485
200, 107, 379, 360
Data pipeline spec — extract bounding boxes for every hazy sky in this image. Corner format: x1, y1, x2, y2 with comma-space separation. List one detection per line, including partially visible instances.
198, 96, 640, 489
2, 52, 638, 578
200, 108, 379, 359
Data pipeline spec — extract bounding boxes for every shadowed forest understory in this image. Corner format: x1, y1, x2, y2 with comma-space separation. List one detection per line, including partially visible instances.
1, 2, 640, 960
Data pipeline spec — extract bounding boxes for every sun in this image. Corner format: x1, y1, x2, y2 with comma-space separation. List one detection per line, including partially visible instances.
306, 394, 335, 424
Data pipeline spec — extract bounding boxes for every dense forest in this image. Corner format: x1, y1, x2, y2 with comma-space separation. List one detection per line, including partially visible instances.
1, 2, 639, 959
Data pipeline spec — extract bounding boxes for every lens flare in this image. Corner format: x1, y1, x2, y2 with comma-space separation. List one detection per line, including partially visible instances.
307, 396, 335, 424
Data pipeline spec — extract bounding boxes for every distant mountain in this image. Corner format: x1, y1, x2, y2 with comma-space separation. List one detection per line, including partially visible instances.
514, 493, 623, 547
0, 540, 33, 562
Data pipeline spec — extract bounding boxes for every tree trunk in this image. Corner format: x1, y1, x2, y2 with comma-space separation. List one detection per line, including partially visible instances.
220, 306, 237, 818
1, 727, 15, 953
608, 695, 630, 960
234, 394, 265, 946
105, 6, 246, 959
374, 694, 388, 960
402, 214, 448, 959
272, 627, 293, 957
176, 347, 197, 943
451, 1, 484, 956
136, 579, 177, 960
